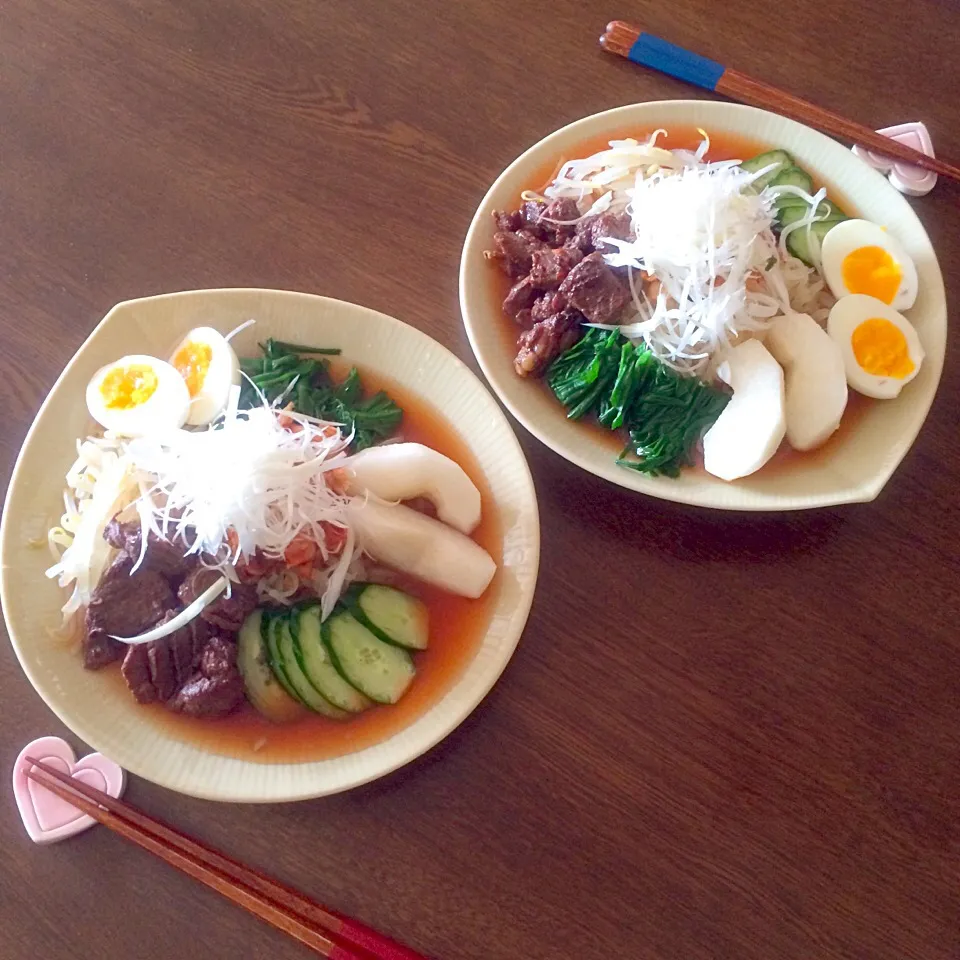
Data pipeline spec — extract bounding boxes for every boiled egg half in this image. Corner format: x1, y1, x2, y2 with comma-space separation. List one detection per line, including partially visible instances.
827, 294, 924, 399
820, 219, 917, 311
169, 327, 240, 425
86, 356, 191, 436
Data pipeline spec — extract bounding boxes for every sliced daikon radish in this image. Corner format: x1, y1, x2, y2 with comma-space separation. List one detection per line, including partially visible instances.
765, 312, 847, 451
342, 443, 482, 534
346, 499, 495, 599
703, 339, 786, 481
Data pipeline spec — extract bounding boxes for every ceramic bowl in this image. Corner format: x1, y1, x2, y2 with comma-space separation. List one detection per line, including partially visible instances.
0, 289, 540, 800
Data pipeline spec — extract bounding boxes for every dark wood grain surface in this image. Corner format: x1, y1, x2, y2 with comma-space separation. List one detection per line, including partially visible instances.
1, 2, 958, 958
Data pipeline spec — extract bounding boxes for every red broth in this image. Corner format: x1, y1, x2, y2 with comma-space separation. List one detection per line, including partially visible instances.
100, 367, 502, 763
489, 125, 868, 469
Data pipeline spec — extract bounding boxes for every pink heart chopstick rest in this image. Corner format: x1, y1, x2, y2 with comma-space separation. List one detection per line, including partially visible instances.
12, 736, 126, 844
852, 121, 938, 197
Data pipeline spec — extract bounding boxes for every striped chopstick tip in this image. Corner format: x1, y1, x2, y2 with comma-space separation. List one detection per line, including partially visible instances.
595, 20, 958, 181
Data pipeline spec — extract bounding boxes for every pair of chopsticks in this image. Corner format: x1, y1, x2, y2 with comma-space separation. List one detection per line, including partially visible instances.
600, 20, 960, 184
24, 757, 429, 960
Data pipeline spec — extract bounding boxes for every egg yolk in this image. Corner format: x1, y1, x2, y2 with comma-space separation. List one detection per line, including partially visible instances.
851, 318, 915, 379
99, 364, 159, 409
841, 246, 902, 304
172, 341, 212, 397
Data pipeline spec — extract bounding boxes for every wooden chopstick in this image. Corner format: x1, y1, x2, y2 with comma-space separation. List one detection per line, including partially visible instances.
600, 20, 960, 184
24, 758, 428, 960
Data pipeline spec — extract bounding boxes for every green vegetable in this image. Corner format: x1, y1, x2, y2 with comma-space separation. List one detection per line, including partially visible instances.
546, 329, 729, 478
785, 219, 846, 268
262, 338, 342, 357
740, 150, 849, 250
738, 149, 794, 190
343, 583, 430, 651
237, 610, 305, 723
274, 610, 349, 719
777, 202, 847, 229
322, 609, 416, 704
767, 165, 814, 195
292, 605, 371, 712
618, 359, 730, 478
546, 328, 622, 419
238, 340, 402, 451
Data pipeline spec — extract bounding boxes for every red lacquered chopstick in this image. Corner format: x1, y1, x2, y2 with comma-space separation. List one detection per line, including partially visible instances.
24, 758, 429, 960
600, 20, 960, 184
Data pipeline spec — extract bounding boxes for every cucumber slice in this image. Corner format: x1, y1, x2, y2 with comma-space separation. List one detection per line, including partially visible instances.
275, 611, 348, 719
292, 606, 370, 713
739, 149, 794, 190
785, 219, 844, 267
777, 203, 847, 229
262, 610, 304, 704
346, 584, 429, 651
323, 610, 415, 705
237, 610, 305, 722
775, 195, 846, 216
768, 166, 815, 195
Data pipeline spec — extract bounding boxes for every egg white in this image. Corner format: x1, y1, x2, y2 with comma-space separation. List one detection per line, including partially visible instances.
826, 295, 924, 399
169, 327, 240, 425
86, 355, 191, 436
820, 219, 918, 311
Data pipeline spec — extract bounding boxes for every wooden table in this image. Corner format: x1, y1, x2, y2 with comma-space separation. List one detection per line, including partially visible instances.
2, 2, 958, 958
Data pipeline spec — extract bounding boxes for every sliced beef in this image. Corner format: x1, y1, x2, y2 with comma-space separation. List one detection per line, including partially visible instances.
83, 556, 175, 669
571, 211, 634, 254
514, 307, 585, 378
561, 238, 586, 263
83, 632, 127, 671
171, 615, 210, 681
167, 635, 245, 718
86, 565, 175, 640
147, 639, 178, 702
529, 243, 584, 291
513, 308, 533, 329
120, 644, 155, 703
503, 275, 538, 320
121, 615, 212, 705
493, 209, 522, 232
588, 211, 633, 250
484, 230, 548, 278
178, 568, 258, 633
99, 549, 135, 585
558, 252, 631, 324
520, 199, 547, 234
82, 553, 134, 668
531, 292, 559, 324
103, 517, 194, 582
572, 216, 597, 254
103, 517, 137, 551
484, 203, 635, 377
538, 198, 581, 243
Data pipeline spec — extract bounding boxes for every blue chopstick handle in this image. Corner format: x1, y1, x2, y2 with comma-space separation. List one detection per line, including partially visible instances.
627, 33, 726, 91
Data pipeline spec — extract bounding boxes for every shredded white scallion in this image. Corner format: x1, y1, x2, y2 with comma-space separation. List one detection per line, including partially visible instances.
540, 132, 835, 374
44, 396, 370, 626
123, 403, 357, 581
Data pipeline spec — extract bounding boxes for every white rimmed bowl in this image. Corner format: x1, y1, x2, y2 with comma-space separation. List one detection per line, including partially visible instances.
460, 101, 946, 510
0, 289, 540, 801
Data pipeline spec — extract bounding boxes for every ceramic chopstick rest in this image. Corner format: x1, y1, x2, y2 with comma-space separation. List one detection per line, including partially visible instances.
12, 736, 126, 844
852, 122, 937, 196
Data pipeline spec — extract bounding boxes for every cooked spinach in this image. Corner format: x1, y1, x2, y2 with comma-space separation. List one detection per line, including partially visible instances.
546, 328, 729, 478
239, 338, 402, 451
